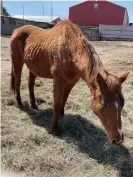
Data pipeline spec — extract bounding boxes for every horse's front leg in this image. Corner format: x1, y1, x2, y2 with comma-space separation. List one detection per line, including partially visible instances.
51, 76, 64, 135
60, 78, 79, 116
60, 83, 75, 116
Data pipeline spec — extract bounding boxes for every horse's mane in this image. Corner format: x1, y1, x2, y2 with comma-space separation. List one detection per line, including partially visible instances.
55, 20, 83, 37
88, 43, 105, 77
55, 20, 106, 81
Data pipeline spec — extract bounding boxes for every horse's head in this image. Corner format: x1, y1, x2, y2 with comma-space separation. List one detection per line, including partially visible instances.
90, 71, 129, 145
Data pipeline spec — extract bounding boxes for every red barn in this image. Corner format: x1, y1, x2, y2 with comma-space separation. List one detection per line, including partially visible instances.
69, 0, 129, 26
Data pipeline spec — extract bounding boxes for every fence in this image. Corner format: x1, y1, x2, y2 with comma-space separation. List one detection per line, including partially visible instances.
99, 25, 133, 41
1, 15, 54, 35
79, 26, 100, 41
1, 16, 133, 41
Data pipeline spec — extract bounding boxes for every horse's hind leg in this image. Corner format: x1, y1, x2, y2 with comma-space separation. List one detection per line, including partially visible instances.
28, 71, 38, 110
10, 38, 24, 107
12, 61, 23, 107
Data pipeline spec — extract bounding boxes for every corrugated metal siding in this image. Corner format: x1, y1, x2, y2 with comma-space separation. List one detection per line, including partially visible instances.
123, 9, 129, 26
1, 16, 54, 35
99, 25, 133, 41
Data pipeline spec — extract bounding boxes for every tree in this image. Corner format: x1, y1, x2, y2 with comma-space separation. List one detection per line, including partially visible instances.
3, 7, 10, 16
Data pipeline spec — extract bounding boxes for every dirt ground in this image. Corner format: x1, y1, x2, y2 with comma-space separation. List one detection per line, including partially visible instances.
1, 36, 133, 177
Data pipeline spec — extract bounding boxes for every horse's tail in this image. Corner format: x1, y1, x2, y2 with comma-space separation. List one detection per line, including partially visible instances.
10, 29, 29, 95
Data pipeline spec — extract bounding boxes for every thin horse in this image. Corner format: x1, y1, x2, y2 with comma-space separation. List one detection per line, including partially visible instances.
10, 20, 129, 144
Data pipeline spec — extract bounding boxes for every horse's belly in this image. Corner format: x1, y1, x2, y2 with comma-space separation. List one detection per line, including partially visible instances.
24, 58, 53, 78
62, 66, 80, 84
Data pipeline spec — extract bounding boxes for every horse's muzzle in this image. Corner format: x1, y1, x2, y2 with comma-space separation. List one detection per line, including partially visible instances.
112, 133, 124, 145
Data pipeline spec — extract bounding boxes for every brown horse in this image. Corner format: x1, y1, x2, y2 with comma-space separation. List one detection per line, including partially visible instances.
10, 20, 129, 145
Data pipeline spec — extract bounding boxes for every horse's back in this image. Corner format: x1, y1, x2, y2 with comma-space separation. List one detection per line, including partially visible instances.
23, 20, 85, 81
10, 25, 42, 44
10, 21, 85, 82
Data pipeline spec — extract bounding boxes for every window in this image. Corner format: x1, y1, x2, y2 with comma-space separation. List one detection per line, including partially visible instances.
9, 18, 16, 25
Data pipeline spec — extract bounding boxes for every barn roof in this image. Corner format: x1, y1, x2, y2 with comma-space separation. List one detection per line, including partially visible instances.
12, 15, 60, 23
70, 0, 127, 11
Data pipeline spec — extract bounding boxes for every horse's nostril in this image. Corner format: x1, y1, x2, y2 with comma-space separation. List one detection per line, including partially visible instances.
112, 139, 123, 145
112, 139, 116, 144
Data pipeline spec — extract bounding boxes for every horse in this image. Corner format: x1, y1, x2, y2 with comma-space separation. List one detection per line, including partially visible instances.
10, 20, 129, 145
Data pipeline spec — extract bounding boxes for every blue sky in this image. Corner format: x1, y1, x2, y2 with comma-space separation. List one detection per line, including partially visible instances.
3, 1, 133, 22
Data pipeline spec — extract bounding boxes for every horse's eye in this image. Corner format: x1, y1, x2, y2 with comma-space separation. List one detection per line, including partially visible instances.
101, 99, 104, 105
104, 104, 108, 108
101, 99, 108, 108
116, 93, 124, 108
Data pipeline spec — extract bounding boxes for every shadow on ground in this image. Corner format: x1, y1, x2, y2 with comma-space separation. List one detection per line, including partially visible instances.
21, 103, 133, 177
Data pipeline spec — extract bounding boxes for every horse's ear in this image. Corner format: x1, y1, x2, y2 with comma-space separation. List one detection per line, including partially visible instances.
119, 72, 129, 84
97, 73, 108, 92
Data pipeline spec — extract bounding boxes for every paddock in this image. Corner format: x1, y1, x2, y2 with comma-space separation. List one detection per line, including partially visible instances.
1, 36, 133, 177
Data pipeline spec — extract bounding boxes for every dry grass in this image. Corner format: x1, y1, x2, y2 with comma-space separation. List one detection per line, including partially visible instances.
1, 36, 133, 177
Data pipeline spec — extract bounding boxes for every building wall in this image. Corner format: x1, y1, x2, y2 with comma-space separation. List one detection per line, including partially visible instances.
51, 17, 61, 24
69, 1, 126, 26
1, 16, 54, 35
99, 24, 133, 41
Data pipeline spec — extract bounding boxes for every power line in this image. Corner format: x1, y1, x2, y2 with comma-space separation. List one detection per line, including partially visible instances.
22, 4, 24, 24
43, 4, 44, 16
51, 1, 53, 22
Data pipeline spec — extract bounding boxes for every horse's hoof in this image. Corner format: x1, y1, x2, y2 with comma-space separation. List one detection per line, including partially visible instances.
49, 127, 62, 136
54, 128, 62, 136
31, 104, 38, 111
60, 113, 64, 117
60, 110, 64, 117
17, 103, 24, 109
